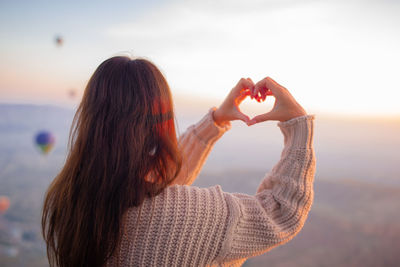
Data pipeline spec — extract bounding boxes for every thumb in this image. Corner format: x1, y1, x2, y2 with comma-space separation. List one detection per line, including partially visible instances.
234, 110, 250, 124
247, 111, 276, 126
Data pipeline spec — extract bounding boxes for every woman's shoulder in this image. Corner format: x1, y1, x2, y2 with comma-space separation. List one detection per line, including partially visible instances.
163, 184, 224, 197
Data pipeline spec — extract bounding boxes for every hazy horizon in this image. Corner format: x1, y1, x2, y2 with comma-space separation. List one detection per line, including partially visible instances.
2, 96, 400, 120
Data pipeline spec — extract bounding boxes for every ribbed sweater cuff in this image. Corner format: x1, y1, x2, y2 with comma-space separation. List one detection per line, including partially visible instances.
278, 115, 315, 149
192, 107, 232, 146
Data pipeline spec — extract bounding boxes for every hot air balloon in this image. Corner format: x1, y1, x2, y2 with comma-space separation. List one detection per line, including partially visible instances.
35, 131, 55, 154
0, 196, 10, 214
54, 35, 63, 47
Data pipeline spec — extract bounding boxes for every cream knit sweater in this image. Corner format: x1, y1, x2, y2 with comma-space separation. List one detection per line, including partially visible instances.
106, 108, 315, 267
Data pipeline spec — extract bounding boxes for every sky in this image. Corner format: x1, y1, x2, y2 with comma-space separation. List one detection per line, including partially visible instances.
0, 0, 399, 116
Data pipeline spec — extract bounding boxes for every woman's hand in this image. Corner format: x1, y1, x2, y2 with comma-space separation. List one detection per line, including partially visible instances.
248, 77, 307, 125
213, 78, 254, 126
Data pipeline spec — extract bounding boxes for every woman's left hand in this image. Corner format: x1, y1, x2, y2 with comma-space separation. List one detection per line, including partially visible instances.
213, 78, 254, 126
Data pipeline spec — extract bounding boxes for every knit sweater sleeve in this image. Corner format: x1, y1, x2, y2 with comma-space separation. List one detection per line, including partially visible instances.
172, 107, 231, 186
215, 115, 315, 265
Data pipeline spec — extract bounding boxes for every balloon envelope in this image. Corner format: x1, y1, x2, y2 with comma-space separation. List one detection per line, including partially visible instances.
35, 131, 55, 154
0, 196, 10, 214
55, 35, 63, 47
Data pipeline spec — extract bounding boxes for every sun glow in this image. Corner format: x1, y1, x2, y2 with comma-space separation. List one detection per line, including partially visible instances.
0, 0, 399, 117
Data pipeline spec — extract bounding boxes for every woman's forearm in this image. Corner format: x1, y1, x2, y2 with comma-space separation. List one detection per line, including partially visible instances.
172, 108, 231, 185
217, 115, 315, 263
257, 115, 315, 193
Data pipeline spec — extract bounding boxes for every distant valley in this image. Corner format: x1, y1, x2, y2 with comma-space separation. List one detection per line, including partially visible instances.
0, 104, 399, 266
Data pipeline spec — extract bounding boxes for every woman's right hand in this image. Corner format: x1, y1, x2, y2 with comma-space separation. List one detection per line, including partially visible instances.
248, 77, 307, 125
213, 78, 254, 126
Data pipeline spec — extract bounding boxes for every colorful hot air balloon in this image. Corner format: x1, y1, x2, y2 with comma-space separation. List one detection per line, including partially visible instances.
0, 196, 10, 214
35, 131, 55, 154
54, 35, 63, 47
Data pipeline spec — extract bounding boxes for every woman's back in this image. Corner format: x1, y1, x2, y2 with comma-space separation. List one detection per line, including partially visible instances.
106, 110, 315, 267
107, 185, 229, 266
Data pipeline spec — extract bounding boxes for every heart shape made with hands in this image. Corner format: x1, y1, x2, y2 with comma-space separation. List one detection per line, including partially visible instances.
215, 76, 303, 126
239, 94, 275, 122
232, 77, 277, 125
231, 76, 306, 125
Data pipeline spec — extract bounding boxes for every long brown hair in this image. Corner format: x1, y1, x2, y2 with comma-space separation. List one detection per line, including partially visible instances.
42, 56, 182, 266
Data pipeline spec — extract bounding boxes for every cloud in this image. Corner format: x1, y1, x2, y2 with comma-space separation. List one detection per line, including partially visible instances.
101, 0, 400, 115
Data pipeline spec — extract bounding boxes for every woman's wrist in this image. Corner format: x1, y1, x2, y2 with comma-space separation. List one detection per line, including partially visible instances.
212, 108, 229, 127
282, 111, 308, 122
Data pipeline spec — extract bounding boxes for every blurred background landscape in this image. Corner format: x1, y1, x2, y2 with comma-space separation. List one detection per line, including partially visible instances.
1, 0, 399, 266
1, 104, 400, 266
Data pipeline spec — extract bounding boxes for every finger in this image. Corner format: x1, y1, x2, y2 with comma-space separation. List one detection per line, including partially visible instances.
253, 83, 259, 99
254, 77, 283, 97
240, 88, 251, 95
237, 89, 251, 102
234, 110, 250, 124
246, 78, 255, 98
261, 94, 267, 102
246, 77, 254, 84
260, 88, 273, 101
259, 88, 268, 101
253, 81, 266, 99
241, 77, 254, 89
247, 111, 276, 126
246, 77, 254, 98
235, 78, 254, 96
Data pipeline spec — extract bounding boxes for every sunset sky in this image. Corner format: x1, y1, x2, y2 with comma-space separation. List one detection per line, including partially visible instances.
0, 0, 399, 116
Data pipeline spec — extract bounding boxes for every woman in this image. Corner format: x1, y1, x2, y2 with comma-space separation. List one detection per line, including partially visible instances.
42, 56, 315, 267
